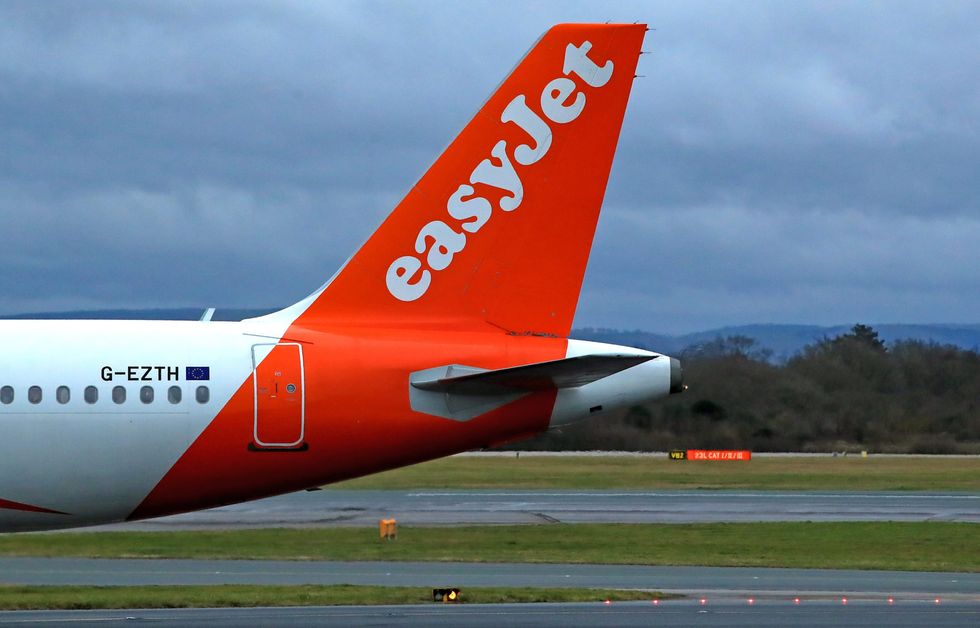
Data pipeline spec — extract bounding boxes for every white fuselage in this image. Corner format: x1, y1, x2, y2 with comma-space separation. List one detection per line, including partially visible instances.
0, 319, 277, 530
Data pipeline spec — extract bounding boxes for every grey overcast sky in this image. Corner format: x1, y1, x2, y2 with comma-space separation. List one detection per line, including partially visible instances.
1, 1, 978, 333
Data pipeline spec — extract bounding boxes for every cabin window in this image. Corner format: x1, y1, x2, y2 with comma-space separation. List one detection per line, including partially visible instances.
56, 386, 70, 404
0, 386, 12, 404
28, 386, 42, 404
112, 386, 126, 404
195, 385, 210, 404
84, 386, 98, 404
140, 386, 154, 404
168, 386, 182, 404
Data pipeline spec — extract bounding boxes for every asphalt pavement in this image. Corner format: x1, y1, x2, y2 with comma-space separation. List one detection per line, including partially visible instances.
74, 489, 980, 530
8, 486, 977, 626
1, 601, 977, 627
3, 558, 977, 598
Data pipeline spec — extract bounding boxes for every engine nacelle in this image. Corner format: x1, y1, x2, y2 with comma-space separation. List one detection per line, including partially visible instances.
549, 339, 683, 427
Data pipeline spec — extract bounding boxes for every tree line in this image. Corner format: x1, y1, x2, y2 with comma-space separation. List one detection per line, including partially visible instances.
509, 325, 980, 453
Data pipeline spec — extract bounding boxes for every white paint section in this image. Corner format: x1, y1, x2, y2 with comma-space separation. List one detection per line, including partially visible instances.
549, 339, 672, 427
386, 256, 431, 302
563, 41, 614, 88
540, 77, 585, 124
0, 318, 292, 531
469, 140, 524, 212
383, 37, 612, 302
502, 95, 553, 165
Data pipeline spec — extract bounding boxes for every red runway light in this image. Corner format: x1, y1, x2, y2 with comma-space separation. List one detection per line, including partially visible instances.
794, 597, 800, 605
935, 598, 941, 604
700, 598, 707, 605
747, 598, 755, 605
651, 599, 660, 606
887, 597, 894, 605
604, 599, 611, 605
841, 597, 848, 605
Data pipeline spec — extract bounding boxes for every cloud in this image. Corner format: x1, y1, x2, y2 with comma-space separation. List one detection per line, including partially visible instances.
581, 200, 980, 332
1, 1, 978, 332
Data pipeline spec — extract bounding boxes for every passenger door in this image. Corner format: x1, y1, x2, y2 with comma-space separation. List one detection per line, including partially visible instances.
251, 343, 306, 450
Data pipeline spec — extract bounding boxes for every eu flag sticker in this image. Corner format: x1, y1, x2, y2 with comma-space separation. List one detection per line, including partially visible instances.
186, 366, 210, 381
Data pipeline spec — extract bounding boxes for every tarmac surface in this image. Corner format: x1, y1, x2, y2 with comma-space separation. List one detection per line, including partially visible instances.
80, 489, 980, 530
9, 486, 978, 625
3, 559, 978, 598
2, 601, 977, 627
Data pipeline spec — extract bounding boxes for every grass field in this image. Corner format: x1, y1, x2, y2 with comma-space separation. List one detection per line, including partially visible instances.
327, 454, 980, 491
3, 522, 976, 572
4, 457, 973, 610
0, 585, 667, 610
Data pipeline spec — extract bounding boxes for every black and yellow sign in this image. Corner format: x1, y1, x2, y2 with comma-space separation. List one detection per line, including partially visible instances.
669, 450, 687, 460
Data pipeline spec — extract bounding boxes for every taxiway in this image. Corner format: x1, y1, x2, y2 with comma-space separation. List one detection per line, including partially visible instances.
78, 489, 980, 530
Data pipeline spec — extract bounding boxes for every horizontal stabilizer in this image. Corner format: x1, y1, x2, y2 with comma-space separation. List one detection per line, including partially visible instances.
410, 354, 656, 396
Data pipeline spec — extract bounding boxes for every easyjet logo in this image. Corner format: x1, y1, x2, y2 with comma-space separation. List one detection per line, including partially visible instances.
385, 40, 615, 302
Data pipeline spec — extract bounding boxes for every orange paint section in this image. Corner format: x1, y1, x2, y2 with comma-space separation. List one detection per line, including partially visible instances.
130, 330, 564, 520
294, 23, 646, 338
129, 24, 646, 521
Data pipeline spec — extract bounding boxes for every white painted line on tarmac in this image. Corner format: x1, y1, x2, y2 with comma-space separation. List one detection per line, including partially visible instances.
407, 491, 980, 500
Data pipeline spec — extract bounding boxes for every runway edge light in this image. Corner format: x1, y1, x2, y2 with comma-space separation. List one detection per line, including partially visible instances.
433, 588, 461, 603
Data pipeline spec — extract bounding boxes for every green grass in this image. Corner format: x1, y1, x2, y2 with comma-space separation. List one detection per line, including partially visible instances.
327, 454, 980, 491
3, 522, 976, 572
0, 584, 667, 610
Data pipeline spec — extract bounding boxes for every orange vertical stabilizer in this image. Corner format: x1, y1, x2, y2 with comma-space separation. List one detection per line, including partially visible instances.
291, 24, 646, 337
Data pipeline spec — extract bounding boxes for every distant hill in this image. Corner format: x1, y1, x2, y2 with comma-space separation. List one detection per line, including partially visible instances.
3, 309, 978, 359
575, 324, 980, 361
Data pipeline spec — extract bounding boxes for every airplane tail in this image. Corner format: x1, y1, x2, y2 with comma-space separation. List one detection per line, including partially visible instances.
281, 24, 646, 337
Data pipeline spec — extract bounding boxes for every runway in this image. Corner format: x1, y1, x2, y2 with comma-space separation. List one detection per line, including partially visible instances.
2, 601, 977, 627
79, 489, 980, 530
4, 558, 977, 597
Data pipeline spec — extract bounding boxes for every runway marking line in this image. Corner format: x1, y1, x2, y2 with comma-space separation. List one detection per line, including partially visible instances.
406, 491, 980, 500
